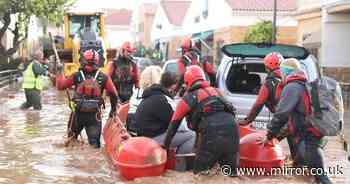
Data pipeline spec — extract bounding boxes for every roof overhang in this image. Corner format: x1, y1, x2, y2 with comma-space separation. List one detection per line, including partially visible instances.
327, 3, 350, 14
66, 11, 104, 16
294, 6, 322, 20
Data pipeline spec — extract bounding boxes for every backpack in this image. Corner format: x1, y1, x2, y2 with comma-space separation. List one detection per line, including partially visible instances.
186, 87, 236, 131
75, 71, 102, 112
304, 77, 343, 136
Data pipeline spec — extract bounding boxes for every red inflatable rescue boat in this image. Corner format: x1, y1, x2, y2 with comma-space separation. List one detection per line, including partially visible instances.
103, 116, 130, 165
103, 109, 168, 180
117, 102, 129, 123
239, 125, 256, 138
116, 137, 167, 180
239, 132, 285, 173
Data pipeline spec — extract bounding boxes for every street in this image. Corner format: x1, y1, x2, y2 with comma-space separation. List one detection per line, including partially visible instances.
0, 83, 349, 184
1, 0, 350, 183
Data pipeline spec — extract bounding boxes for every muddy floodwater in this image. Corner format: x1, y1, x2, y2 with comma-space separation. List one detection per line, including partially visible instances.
0, 83, 349, 184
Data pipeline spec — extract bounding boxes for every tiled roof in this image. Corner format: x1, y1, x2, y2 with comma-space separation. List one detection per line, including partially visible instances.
226, 0, 297, 11
105, 9, 132, 26
161, 0, 191, 26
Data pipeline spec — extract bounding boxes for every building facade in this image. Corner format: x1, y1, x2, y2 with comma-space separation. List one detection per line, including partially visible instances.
295, 0, 350, 82
104, 9, 133, 49
151, 0, 191, 60
149, 0, 298, 65
184, 0, 298, 66
136, 3, 158, 48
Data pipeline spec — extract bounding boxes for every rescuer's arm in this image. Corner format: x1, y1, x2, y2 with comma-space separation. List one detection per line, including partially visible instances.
56, 74, 74, 90
163, 99, 191, 149
104, 76, 118, 97
203, 61, 217, 86
132, 63, 140, 88
240, 84, 270, 125
266, 84, 300, 140
106, 61, 114, 77
203, 61, 216, 76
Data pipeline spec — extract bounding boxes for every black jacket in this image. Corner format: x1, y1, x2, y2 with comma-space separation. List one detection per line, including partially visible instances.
135, 84, 174, 137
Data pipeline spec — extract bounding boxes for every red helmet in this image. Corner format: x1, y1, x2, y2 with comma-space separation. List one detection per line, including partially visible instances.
264, 52, 284, 71
121, 41, 135, 53
184, 65, 206, 87
82, 50, 99, 65
181, 38, 192, 51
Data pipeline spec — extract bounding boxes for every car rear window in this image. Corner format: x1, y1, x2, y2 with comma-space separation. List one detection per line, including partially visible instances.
226, 62, 267, 95
165, 62, 179, 74
222, 43, 309, 60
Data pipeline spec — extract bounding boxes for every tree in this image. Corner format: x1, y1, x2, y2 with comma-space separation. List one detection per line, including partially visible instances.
0, 0, 73, 58
244, 21, 273, 43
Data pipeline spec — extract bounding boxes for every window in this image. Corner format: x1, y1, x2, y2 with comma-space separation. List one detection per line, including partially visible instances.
69, 15, 101, 37
226, 62, 266, 95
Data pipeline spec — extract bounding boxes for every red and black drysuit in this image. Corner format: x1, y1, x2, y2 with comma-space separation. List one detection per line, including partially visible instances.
244, 70, 299, 161
244, 70, 283, 122
163, 81, 239, 175
107, 55, 139, 117
56, 70, 117, 148
176, 50, 216, 95
266, 71, 331, 184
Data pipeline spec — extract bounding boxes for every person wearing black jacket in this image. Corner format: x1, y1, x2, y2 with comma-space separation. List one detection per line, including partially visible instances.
135, 72, 195, 157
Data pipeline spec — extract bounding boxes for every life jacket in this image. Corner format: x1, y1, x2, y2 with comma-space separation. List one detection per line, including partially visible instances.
185, 82, 235, 131
112, 56, 136, 97
22, 62, 43, 90
75, 71, 104, 112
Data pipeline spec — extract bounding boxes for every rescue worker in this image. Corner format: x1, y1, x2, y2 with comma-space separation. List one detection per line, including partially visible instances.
107, 41, 139, 117
259, 58, 331, 184
56, 50, 118, 148
163, 65, 239, 176
175, 38, 216, 95
21, 50, 48, 110
240, 53, 300, 164
80, 24, 97, 41
239, 52, 284, 125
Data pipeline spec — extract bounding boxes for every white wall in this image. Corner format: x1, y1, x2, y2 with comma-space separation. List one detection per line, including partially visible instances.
151, 4, 182, 41
105, 27, 133, 48
298, 0, 321, 9
322, 0, 345, 6
182, 0, 297, 35
321, 10, 350, 67
182, 0, 233, 34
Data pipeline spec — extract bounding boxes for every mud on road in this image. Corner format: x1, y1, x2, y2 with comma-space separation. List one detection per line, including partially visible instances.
0, 84, 349, 184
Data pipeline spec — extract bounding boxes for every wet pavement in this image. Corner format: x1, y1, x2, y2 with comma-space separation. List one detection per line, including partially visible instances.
0, 82, 349, 184
0, 83, 119, 184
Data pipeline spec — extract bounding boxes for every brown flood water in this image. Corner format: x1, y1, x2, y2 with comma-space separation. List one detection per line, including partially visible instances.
0, 83, 349, 184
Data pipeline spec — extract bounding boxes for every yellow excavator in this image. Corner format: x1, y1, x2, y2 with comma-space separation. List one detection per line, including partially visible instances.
57, 11, 116, 76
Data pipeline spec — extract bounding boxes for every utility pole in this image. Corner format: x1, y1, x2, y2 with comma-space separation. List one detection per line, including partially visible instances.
272, 0, 277, 44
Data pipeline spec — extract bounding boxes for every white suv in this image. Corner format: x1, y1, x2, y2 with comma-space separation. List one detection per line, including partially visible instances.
216, 43, 344, 130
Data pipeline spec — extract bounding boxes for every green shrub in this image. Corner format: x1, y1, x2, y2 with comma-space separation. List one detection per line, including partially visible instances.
244, 21, 273, 43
